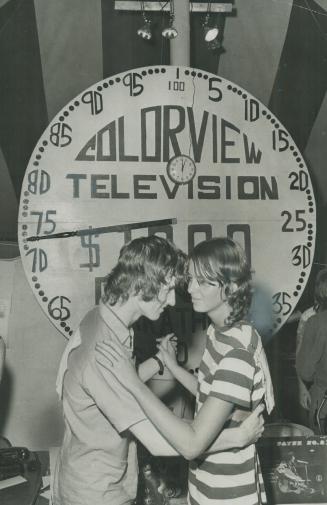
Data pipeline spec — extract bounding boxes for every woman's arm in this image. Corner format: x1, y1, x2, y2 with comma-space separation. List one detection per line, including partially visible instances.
137, 333, 176, 383
159, 340, 198, 396
137, 354, 164, 382
96, 340, 245, 460
165, 363, 198, 395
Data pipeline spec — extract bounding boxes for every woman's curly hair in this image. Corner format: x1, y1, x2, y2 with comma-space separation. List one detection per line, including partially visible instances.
102, 236, 187, 306
189, 237, 252, 326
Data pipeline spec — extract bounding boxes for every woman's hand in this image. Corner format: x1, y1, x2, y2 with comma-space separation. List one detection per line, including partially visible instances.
95, 340, 139, 393
158, 334, 178, 372
239, 403, 265, 447
155, 333, 175, 361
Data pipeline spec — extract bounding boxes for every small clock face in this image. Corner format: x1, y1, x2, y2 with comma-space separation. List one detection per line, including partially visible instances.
167, 155, 196, 184
18, 66, 316, 338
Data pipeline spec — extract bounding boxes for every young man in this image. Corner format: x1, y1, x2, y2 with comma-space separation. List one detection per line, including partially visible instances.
296, 269, 327, 433
53, 236, 264, 505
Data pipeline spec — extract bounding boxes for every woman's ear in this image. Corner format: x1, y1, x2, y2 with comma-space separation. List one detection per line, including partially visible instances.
224, 282, 238, 297
229, 281, 239, 294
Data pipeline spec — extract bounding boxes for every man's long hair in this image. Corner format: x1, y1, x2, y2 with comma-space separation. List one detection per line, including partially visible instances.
189, 237, 252, 326
103, 236, 186, 305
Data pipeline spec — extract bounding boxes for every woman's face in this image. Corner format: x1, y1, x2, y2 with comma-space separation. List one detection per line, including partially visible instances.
187, 260, 225, 316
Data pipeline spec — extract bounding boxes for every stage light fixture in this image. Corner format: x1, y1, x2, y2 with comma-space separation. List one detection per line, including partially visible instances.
203, 2, 219, 42
204, 25, 219, 43
162, 0, 178, 39
137, 21, 152, 40
203, 2, 225, 52
137, 1, 152, 40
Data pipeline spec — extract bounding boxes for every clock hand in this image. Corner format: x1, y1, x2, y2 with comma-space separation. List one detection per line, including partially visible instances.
26, 218, 177, 242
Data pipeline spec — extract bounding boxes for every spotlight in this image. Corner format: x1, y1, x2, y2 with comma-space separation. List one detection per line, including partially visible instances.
162, 0, 178, 40
204, 25, 219, 43
137, 1, 152, 40
137, 21, 152, 40
162, 24, 178, 40
203, 2, 219, 43
203, 2, 225, 52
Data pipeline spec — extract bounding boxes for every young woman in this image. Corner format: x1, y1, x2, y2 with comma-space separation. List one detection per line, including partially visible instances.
96, 237, 274, 505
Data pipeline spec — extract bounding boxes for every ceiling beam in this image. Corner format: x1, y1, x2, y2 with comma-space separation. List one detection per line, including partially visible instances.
115, 2, 233, 13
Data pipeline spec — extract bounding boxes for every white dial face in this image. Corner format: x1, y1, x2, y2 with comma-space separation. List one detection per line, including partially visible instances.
18, 66, 316, 338
167, 155, 196, 184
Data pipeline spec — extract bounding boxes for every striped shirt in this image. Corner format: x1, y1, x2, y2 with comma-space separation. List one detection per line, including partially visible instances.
188, 321, 267, 505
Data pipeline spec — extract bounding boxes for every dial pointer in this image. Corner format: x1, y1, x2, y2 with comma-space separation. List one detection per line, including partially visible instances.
26, 218, 177, 242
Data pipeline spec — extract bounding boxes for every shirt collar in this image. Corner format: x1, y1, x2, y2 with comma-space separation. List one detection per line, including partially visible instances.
99, 300, 134, 351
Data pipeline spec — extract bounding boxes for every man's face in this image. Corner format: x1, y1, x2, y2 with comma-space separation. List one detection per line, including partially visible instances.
187, 260, 225, 317
137, 277, 176, 321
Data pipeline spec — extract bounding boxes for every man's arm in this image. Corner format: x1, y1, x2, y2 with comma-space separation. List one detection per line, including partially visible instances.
129, 386, 232, 460
205, 403, 264, 453
130, 402, 264, 457
87, 361, 259, 458
298, 378, 311, 409
95, 341, 259, 460
168, 365, 197, 395
0, 337, 5, 382
94, 340, 263, 459
296, 311, 314, 409
296, 316, 323, 383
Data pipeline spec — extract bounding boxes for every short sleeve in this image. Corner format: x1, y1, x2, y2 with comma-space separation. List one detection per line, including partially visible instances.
210, 348, 255, 408
83, 358, 146, 433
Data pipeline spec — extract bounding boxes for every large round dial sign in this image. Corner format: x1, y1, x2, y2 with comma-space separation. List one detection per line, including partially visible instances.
18, 66, 316, 338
